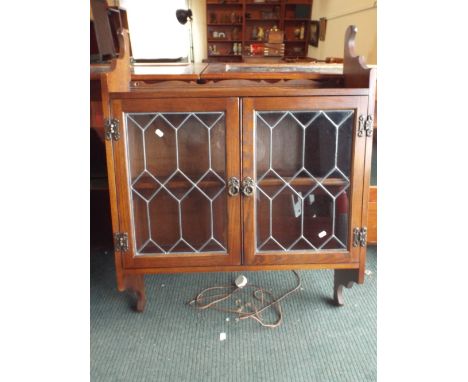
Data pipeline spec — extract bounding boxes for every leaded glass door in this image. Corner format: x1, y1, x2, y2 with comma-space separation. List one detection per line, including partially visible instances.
111, 98, 241, 268
242, 97, 368, 265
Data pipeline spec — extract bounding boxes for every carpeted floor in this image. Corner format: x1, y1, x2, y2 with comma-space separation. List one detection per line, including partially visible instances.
91, 246, 376, 382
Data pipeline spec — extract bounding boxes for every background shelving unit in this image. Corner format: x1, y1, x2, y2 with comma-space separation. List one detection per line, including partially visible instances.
206, 1, 244, 62
205, 0, 313, 61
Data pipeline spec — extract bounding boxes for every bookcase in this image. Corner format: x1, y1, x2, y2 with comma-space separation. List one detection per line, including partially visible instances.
206, 0, 313, 62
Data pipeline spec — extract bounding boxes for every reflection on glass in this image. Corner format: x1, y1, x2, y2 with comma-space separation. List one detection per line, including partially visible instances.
255, 110, 354, 252
126, 112, 227, 255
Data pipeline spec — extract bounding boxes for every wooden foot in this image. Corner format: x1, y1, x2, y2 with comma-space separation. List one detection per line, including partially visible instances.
124, 275, 146, 312
333, 269, 359, 306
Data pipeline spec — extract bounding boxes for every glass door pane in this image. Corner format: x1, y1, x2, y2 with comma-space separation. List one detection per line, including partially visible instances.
126, 111, 228, 255
255, 110, 354, 252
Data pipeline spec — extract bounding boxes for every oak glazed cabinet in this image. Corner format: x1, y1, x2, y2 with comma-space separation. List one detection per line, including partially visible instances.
100, 26, 376, 312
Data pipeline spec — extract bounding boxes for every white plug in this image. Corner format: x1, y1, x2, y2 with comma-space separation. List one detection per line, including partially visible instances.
235, 275, 248, 288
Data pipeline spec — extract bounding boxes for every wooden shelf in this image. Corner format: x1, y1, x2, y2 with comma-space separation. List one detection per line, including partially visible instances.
209, 54, 243, 57
207, 3, 243, 6
258, 177, 348, 187
208, 40, 243, 42
132, 176, 346, 191
246, 2, 282, 5
207, 23, 242, 26
133, 177, 224, 190
284, 18, 310, 21
246, 18, 280, 21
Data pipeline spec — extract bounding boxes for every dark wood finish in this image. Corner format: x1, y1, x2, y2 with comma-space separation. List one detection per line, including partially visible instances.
341, 25, 377, 283
333, 269, 359, 306
99, 29, 132, 291
124, 262, 360, 276
113, 87, 368, 100
90, 0, 116, 61
366, 95, 377, 244
98, 25, 376, 311
123, 274, 146, 312
367, 186, 377, 244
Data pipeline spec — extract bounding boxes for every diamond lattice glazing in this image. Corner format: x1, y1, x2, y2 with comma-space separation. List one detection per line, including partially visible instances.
255, 110, 354, 252
126, 112, 227, 255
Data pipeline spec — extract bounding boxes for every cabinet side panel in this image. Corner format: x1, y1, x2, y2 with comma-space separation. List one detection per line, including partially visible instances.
101, 76, 125, 291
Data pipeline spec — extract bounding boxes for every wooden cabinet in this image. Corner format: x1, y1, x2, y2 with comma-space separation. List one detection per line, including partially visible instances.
100, 27, 376, 312
206, 0, 313, 61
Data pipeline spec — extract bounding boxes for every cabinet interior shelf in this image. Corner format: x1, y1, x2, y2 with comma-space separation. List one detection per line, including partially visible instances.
132, 176, 348, 190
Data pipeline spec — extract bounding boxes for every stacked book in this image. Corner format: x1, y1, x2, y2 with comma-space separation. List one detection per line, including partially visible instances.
263, 43, 285, 57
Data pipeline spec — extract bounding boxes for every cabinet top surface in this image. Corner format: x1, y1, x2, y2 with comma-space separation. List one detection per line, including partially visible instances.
90, 62, 361, 81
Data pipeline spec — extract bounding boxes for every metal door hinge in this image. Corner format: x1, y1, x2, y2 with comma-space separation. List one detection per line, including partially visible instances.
105, 118, 120, 141
358, 115, 373, 137
353, 227, 367, 247
114, 232, 128, 252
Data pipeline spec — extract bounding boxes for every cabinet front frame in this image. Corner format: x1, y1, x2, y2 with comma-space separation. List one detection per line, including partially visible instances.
242, 96, 368, 266
110, 97, 242, 269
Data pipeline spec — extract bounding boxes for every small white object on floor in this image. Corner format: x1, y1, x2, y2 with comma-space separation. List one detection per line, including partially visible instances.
161, 284, 166, 287
364, 269, 373, 276
220, 332, 227, 341
225, 317, 230, 322
235, 275, 248, 288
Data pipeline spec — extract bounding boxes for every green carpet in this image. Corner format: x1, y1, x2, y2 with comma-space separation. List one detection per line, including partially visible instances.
91, 246, 376, 382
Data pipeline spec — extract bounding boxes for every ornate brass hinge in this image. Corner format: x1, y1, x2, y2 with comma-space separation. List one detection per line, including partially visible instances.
358, 115, 374, 137
353, 227, 367, 247
114, 232, 128, 252
104, 118, 120, 141
364, 115, 374, 137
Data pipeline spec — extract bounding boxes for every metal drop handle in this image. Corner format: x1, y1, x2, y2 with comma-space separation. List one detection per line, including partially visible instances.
242, 177, 255, 197
227, 177, 240, 196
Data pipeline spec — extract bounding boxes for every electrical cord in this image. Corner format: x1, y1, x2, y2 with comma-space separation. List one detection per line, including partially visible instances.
189, 271, 301, 328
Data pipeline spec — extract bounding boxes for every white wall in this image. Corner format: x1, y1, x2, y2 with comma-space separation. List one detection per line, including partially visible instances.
308, 0, 377, 64
190, 0, 207, 63
121, 0, 190, 60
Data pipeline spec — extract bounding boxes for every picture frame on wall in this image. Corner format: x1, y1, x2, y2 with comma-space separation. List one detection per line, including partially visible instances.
309, 20, 319, 47
319, 17, 327, 41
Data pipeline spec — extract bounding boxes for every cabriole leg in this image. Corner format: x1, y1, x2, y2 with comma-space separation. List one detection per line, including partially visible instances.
333, 269, 359, 306
124, 274, 146, 312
